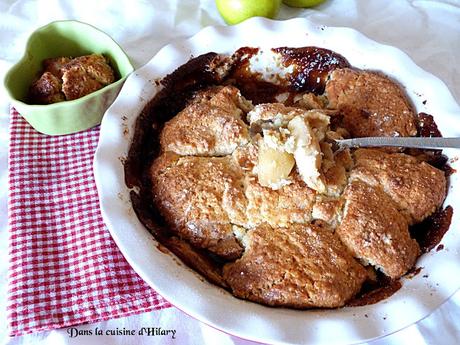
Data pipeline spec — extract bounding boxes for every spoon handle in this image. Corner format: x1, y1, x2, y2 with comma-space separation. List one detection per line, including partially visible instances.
335, 137, 460, 150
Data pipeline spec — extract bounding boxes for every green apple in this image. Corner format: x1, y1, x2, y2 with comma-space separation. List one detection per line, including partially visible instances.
283, 0, 327, 8
216, 0, 281, 25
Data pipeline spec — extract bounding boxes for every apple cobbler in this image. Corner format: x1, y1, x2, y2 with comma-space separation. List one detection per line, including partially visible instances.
29, 54, 116, 104
127, 47, 449, 308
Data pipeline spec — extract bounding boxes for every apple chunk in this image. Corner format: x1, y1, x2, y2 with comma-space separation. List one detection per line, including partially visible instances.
257, 140, 295, 187
288, 115, 326, 193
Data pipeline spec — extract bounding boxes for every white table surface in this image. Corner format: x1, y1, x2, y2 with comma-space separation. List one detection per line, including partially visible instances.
0, 0, 459, 344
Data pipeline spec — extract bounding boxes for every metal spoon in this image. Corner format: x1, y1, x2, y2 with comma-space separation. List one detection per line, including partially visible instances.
335, 137, 460, 150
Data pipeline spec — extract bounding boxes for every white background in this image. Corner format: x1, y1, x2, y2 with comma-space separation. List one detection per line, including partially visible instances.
0, 0, 459, 344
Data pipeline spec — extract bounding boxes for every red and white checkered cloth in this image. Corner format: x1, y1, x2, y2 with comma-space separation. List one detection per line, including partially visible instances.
7, 108, 172, 336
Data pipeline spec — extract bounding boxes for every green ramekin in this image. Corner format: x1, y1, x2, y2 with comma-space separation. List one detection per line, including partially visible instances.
4, 20, 134, 135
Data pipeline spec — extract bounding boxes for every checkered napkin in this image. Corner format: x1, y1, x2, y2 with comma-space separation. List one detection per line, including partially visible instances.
7, 109, 172, 336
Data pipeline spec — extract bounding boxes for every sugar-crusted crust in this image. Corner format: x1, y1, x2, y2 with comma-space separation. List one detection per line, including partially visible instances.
150, 152, 247, 260
223, 223, 368, 308
245, 172, 316, 228
160, 86, 252, 156
337, 180, 420, 279
63, 54, 115, 85
312, 196, 345, 228
61, 54, 115, 100
351, 149, 446, 224
325, 68, 417, 138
